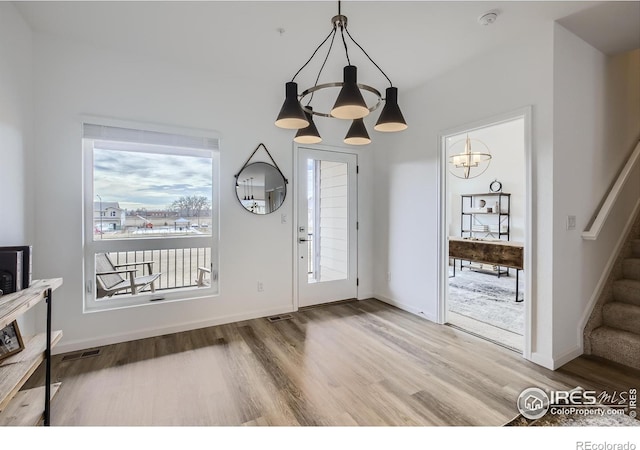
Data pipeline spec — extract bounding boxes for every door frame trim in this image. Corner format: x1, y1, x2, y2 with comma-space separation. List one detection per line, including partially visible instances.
437, 106, 533, 360
292, 143, 360, 311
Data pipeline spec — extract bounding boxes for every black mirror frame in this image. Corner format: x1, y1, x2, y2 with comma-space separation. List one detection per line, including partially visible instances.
234, 143, 289, 215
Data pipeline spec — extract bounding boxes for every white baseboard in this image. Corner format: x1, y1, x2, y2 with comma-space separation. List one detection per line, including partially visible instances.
54, 304, 295, 354
529, 352, 555, 370
529, 346, 582, 371
552, 346, 583, 370
375, 294, 437, 323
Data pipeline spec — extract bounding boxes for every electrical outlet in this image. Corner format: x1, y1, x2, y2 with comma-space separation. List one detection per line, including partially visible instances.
257, 281, 264, 292
567, 215, 576, 230
281, 214, 287, 224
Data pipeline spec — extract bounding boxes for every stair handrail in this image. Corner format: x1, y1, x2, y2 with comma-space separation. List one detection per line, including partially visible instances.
583, 140, 640, 240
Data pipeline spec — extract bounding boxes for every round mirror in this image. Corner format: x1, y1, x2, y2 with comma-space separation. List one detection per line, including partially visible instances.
235, 162, 287, 215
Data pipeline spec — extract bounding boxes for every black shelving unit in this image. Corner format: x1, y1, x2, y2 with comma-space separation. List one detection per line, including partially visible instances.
459, 192, 511, 276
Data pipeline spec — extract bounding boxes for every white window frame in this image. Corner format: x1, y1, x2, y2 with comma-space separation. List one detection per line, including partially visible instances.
82, 116, 220, 313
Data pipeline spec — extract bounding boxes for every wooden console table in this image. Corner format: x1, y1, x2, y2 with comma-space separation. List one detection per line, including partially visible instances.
0, 279, 63, 426
449, 237, 524, 302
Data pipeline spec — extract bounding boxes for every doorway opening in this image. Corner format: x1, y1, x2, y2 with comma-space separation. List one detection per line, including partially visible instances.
440, 109, 532, 355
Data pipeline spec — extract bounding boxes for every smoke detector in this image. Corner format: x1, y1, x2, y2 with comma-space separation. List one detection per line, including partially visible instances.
478, 10, 499, 26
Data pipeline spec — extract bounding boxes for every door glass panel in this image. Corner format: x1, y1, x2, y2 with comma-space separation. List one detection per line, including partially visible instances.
306, 158, 349, 283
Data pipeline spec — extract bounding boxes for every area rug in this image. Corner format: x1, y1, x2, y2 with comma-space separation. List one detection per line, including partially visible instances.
448, 267, 524, 335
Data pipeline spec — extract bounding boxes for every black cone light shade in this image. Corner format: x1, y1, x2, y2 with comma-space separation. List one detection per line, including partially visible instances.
344, 118, 371, 145
374, 87, 408, 132
331, 66, 369, 120
275, 82, 309, 129
294, 107, 322, 144
276, 3, 407, 144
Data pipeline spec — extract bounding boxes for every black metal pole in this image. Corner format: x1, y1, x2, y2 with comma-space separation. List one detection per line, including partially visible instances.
44, 287, 52, 426
516, 270, 523, 303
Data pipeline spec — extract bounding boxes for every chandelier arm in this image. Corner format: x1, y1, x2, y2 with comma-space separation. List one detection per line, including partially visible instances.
344, 27, 393, 87
339, 25, 351, 65
300, 82, 382, 117
291, 28, 336, 82
306, 28, 338, 106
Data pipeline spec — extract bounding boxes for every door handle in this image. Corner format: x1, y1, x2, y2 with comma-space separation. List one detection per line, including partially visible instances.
298, 238, 309, 243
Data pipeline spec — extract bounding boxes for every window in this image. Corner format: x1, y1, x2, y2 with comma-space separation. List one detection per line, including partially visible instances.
83, 118, 219, 312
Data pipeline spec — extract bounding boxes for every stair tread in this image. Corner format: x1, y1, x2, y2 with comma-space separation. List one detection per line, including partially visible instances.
604, 301, 640, 310
613, 279, 640, 306
615, 278, 640, 287
603, 301, 640, 333
592, 325, 640, 340
591, 326, 640, 370
623, 258, 640, 281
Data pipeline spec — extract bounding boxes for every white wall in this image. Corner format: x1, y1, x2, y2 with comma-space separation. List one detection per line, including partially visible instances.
373, 20, 640, 370
372, 26, 556, 366
31, 33, 373, 352
447, 119, 526, 243
16, 9, 639, 366
606, 49, 640, 154
552, 24, 640, 363
0, 3, 38, 334
0, 3, 32, 245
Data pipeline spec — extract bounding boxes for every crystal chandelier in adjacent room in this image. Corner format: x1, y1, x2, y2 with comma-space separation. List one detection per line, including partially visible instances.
448, 135, 492, 179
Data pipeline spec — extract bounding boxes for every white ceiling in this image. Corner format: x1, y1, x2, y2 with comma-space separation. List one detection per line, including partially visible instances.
14, 1, 639, 91
558, 1, 640, 54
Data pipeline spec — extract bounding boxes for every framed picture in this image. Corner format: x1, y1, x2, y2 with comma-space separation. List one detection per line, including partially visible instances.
0, 321, 25, 362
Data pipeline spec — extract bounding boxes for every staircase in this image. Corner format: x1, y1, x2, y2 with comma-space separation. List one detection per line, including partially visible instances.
586, 218, 640, 369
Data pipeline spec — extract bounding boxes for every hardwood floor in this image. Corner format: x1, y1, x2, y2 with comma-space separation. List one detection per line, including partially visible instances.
447, 310, 523, 352
24, 299, 640, 426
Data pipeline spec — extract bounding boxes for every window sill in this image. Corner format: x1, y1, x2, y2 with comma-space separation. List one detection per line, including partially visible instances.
83, 285, 219, 314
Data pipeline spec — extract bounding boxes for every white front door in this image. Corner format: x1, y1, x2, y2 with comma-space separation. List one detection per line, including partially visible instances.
297, 147, 358, 307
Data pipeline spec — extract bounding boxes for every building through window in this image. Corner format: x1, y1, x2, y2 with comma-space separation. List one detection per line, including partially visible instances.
83, 119, 219, 311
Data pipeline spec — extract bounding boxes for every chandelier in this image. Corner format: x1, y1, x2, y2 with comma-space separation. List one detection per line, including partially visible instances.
275, 1, 407, 145
448, 135, 492, 179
